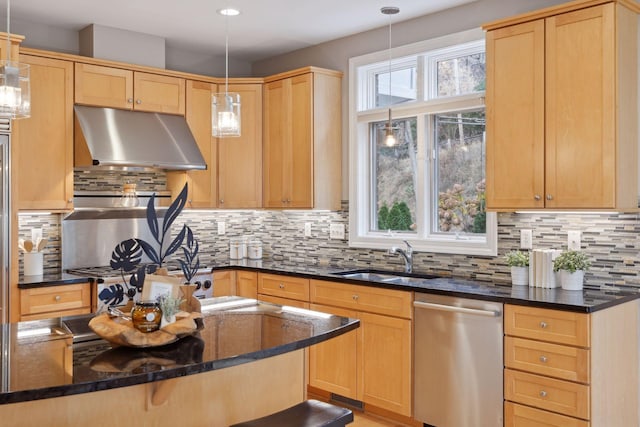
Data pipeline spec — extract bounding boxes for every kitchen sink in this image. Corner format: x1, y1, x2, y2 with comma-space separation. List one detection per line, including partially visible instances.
334, 269, 439, 284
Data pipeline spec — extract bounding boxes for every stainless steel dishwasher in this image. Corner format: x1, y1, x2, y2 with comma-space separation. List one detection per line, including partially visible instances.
414, 293, 503, 427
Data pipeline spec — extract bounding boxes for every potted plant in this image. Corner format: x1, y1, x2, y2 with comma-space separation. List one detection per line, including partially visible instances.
504, 250, 529, 286
553, 250, 591, 291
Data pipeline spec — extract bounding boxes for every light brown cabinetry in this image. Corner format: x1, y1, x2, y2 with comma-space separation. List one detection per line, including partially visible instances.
237, 271, 258, 299
504, 303, 639, 426
19, 283, 91, 321
485, 1, 638, 210
168, 81, 263, 208
263, 68, 342, 210
10, 333, 72, 390
309, 280, 412, 417
75, 63, 186, 114
15, 55, 74, 210
258, 273, 310, 309
212, 270, 236, 297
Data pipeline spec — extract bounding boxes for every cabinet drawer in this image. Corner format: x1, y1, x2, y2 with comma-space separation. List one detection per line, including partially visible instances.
505, 402, 589, 427
20, 283, 91, 317
505, 305, 590, 347
258, 274, 309, 302
259, 294, 309, 309
505, 369, 590, 420
505, 336, 590, 383
310, 280, 412, 319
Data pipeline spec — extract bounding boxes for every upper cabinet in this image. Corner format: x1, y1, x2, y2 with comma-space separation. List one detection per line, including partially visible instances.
14, 54, 74, 211
167, 80, 263, 209
484, 1, 638, 210
263, 68, 342, 210
74, 63, 185, 115
218, 83, 263, 208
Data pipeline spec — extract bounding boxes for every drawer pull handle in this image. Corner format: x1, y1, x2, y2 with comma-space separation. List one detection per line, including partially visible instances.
540, 355, 548, 363
279, 284, 285, 289
539, 390, 547, 398
352, 295, 359, 301
54, 295, 61, 302
539, 321, 548, 329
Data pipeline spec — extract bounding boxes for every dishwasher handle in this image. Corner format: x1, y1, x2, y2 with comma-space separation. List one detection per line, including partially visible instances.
413, 300, 501, 317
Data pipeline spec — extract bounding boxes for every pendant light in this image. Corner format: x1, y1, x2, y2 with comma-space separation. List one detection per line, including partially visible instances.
0, 0, 29, 119
212, 8, 241, 137
381, 6, 399, 147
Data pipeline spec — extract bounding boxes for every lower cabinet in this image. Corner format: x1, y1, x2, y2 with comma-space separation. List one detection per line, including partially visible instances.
19, 283, 91, 321
504, 302, 639, 426
308, 279, 412, 417
212, 270, 236, 297
258, 273, 309, 309
10, 332, 73, 390
237, 271, 258, 299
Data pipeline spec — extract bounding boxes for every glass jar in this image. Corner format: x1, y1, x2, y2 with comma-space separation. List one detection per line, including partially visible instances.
229, 237, 246, 259
247, 240, 263, 260
131, 301, 162, 333
120, 182, 139, 207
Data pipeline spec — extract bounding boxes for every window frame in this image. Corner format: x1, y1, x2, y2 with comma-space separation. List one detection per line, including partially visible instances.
348, 28, 497, 256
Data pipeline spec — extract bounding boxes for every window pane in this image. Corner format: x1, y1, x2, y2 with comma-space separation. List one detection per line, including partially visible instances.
375, 67, 417, 108
371, 117, 418, 232
435, 110, 486, 234
437, 53, 485, 97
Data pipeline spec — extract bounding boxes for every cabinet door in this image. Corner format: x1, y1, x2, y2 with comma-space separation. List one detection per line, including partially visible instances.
545, 4, 615, 208
218, 83, 263, 208
213, 270, 236, 297
237, 271, 258, 299
168, 80, 216, 208
263, 79, 288, 207
485, 20, 545, 210
15, 55, 74, 210
133, 72, 185, 115
288, 73, 313, 208
74, 63, 133, 109
358, 311, 412, 416
308, 303, 358, 399
10, 336, 72, 390
20, 283, 91, 320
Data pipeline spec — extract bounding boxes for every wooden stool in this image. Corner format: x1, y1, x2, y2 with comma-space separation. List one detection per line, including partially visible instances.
229, 399, 354, 427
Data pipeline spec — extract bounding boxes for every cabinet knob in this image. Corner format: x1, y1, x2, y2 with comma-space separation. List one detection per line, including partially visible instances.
546, 194, 553, 201
220, 199, 224, 204
279, 284, 285, 289
539, 390, 547, 398
68, 199, 73, 203
136, 99, 142, 105
539, 321, 547, 329
539, 355, 548, 363
534, 194, 541, 201
127, 98, 133, 104
352, 294, 359, 300
54, 295, 61, 302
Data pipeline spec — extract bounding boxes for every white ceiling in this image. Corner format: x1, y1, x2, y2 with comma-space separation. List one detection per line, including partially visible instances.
8, 0, 476, 62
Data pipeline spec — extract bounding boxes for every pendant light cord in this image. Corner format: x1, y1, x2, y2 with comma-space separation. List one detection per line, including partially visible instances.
387, 11, 392, 112
224, 14, 229, 95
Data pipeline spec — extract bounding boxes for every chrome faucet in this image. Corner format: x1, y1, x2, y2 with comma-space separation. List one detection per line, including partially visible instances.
389, 240, 413, 273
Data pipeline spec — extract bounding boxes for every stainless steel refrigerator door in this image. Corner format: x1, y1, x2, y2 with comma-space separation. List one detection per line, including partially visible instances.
413, 293, 504, 427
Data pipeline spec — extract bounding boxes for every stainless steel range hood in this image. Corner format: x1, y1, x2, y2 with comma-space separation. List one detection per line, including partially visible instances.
74, 105, 207, 170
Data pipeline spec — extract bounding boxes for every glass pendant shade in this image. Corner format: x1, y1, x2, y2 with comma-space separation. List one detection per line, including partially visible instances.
0, 62, 30, 120
383, 108, 397, 147
212, 92, 241, 137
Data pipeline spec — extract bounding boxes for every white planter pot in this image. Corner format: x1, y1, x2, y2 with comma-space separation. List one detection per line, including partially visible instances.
510, 266, 529, 286
560, 270, 584, 291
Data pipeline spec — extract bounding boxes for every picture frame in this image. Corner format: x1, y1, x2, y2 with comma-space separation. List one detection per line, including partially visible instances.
141, 274, 181, 301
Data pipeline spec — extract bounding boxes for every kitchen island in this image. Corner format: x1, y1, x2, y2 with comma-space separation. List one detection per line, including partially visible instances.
0, 297, 359, 426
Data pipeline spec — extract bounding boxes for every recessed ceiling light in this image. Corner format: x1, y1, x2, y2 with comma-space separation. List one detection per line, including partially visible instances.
218, 8, 240, 16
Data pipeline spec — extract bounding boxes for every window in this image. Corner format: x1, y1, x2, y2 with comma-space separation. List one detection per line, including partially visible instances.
349, 29, 497, 256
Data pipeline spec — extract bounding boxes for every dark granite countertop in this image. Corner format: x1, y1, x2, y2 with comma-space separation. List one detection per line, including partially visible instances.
18, 272, 94, 288
0, 297, 359, 405
19, 258, 640, 313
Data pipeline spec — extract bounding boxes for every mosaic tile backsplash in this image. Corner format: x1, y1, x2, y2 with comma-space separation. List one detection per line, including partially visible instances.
14, 170, 639, 287
18, 205, 640, 289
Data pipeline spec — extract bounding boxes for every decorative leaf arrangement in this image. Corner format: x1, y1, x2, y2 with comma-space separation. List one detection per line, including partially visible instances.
102, 183, 201, 307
